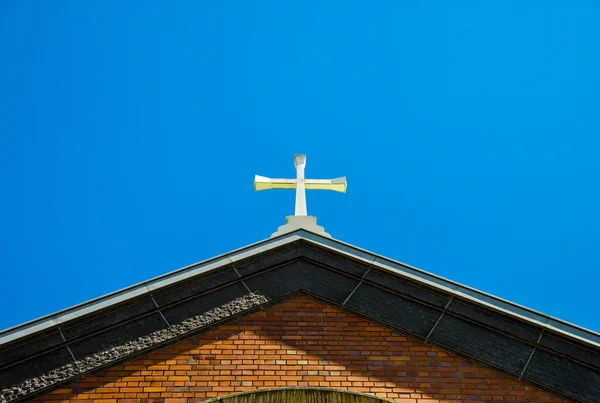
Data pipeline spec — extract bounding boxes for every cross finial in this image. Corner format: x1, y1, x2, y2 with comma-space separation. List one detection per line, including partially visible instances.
254, 154, 347, 216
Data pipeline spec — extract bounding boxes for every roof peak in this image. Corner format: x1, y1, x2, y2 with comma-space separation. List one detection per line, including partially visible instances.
0, 230, 599, 402
271, 215, 331, 238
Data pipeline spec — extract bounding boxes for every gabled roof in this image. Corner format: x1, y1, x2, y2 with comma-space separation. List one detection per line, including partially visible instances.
0, 229, 599, 403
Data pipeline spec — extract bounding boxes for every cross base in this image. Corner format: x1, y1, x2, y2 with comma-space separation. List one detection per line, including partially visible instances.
271, 216, 331, 238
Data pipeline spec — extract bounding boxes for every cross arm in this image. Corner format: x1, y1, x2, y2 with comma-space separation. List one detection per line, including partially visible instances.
304, 177, 347, 193
254, 175, 297, 191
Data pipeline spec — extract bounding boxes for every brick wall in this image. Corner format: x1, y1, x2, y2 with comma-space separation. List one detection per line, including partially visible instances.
33, 296, 568, 403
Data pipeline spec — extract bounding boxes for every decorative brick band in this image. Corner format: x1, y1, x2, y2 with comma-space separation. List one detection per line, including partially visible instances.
0, 293, 268, 403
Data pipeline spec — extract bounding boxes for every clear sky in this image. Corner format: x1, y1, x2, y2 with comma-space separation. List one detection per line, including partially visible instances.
1, 1, 599, 333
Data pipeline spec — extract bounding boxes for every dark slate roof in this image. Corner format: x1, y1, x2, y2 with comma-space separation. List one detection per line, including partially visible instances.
0, 229, 599, 403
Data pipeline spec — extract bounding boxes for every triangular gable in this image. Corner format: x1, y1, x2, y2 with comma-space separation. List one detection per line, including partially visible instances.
0, 230, 598, 402
29, 297, 567, 403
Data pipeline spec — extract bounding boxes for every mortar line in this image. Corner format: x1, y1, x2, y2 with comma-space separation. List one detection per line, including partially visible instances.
233, 267, 253, 294
229, 256, 254, 294
342, 267, 371, 306
425, 297, 453, 342
58, 328, 78, 363
150, 295, 174, 329
146, 286, 177, 336
519, 330, 544, 380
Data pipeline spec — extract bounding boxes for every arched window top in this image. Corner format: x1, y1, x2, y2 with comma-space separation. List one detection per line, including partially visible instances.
204, 387, 396, 403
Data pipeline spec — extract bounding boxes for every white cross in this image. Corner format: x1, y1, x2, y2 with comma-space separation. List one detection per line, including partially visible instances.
254, 154, 347, 216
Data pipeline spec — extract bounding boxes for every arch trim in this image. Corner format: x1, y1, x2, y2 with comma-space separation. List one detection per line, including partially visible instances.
202, 387, 399, 403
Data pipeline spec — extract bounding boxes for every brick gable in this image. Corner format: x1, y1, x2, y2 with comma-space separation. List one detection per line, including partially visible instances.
32, 296, 568, 403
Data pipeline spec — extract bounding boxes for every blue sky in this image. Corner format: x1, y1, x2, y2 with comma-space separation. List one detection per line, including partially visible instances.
1, 1, 599, 333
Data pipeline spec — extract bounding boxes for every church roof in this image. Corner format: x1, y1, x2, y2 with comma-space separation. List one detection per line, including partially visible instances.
0, 228, 599, 403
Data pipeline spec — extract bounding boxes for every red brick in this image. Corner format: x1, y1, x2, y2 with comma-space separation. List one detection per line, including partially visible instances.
30, 297, 566, 403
